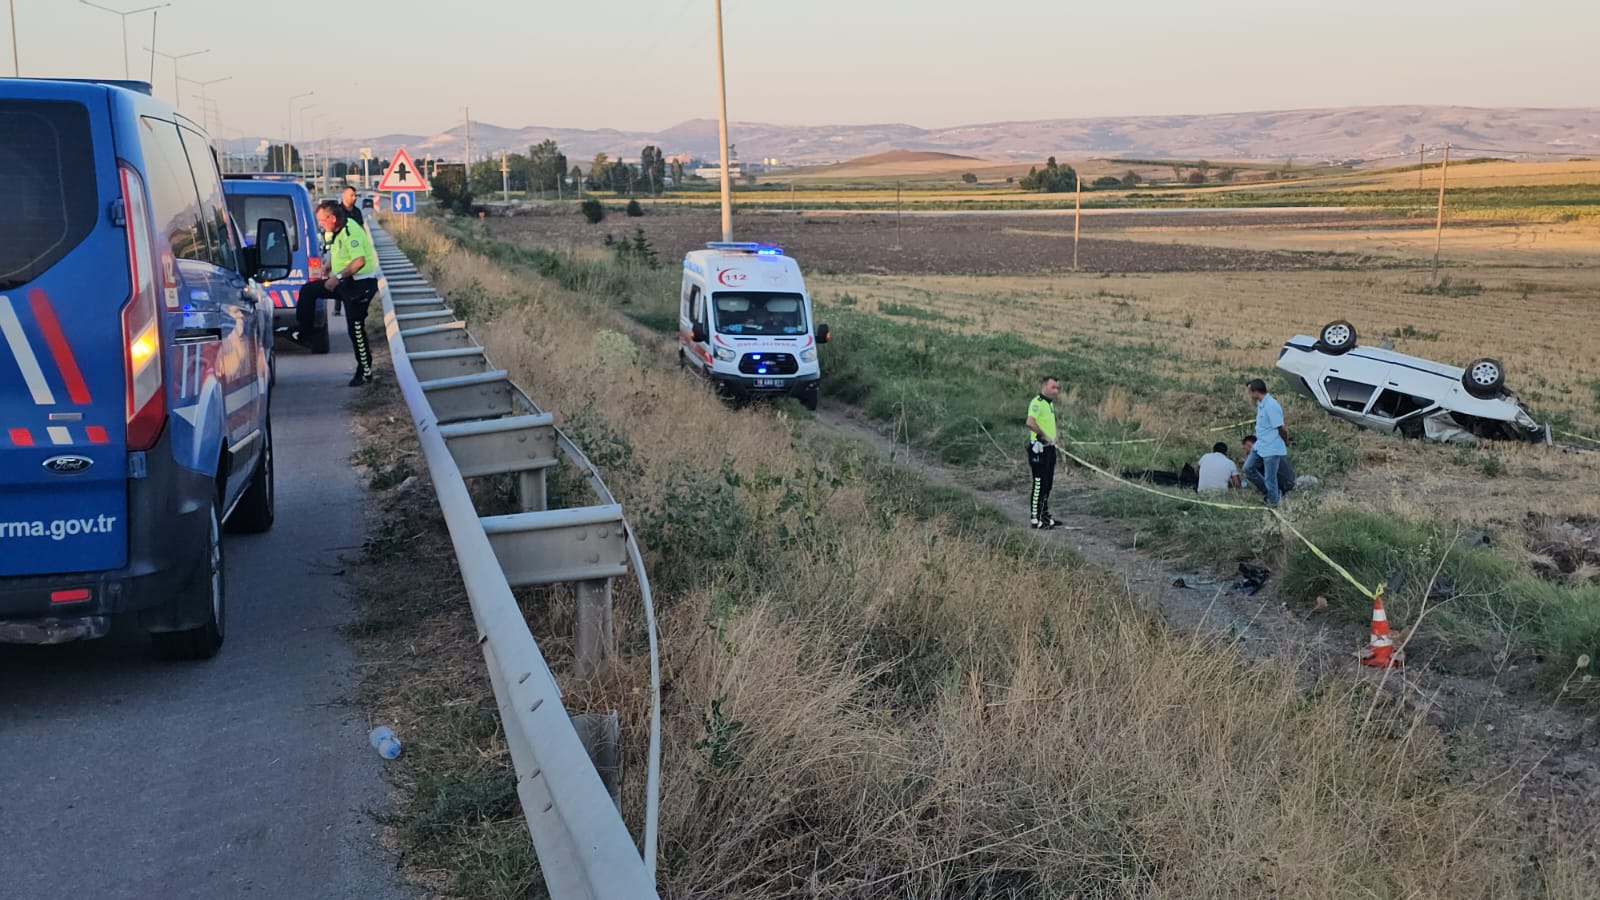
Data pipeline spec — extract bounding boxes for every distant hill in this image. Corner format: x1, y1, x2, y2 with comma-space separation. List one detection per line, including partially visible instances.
223, 105, 1600, 170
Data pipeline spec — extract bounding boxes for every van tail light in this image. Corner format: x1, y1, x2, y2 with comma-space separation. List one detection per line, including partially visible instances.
308, 256, 322, 275
119, 163, 165, 451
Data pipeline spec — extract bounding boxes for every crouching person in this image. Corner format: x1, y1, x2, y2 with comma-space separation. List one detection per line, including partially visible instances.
295, 201, 380, 385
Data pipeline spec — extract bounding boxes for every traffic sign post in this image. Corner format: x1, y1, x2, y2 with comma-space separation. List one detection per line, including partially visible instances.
391, 191, 416, 214
377, 147, 430, 192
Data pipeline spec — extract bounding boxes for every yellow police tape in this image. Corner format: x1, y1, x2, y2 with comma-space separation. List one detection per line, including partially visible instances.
1055, 444, 1384, 603
1557, 429, 1600, 447
1066, 420, 1256, 447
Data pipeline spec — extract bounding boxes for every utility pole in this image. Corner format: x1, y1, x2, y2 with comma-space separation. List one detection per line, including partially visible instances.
895, 182, 903, 248
147, 9, 155, 81
1073, 172, 1082, 272
80, 2, 168, 81
713, 0, 733, 241
1431, 143, 1451, 283
463, 106, 471, 181
500, 150, 510, 203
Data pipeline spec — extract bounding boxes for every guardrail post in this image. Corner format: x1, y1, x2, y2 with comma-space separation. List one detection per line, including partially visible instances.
570, 711, 622, 810
519, 469, 547, 512
575, 578, 615, 678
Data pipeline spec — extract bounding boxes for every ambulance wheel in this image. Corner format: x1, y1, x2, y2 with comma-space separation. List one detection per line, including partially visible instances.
151, 498, 225, 661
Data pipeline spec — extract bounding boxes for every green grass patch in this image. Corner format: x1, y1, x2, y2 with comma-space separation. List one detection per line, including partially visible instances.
1280, 508, 1600, 670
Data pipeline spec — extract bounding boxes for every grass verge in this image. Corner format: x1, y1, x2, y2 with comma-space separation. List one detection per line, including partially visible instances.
372, 212, 1598, 897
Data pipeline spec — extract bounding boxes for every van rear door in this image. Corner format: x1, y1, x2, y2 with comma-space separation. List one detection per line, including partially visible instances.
0, 88, 132, 577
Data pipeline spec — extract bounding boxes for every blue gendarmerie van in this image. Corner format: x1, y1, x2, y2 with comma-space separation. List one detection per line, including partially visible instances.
0, 78, 291, 659
224, 174, 330, 353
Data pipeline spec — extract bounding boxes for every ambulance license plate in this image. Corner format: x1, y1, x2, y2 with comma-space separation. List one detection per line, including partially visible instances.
753, 378, 784, 389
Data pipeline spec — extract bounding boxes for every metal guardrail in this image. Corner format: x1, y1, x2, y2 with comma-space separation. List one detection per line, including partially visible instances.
368, 223, 662, 899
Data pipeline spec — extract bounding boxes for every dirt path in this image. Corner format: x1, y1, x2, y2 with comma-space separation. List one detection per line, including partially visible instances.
813, 403, 1600, 861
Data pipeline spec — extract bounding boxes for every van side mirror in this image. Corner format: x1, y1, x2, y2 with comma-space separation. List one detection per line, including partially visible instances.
816, 323, 831, 345
691, 322, 708, 343
252, 218, 292, 281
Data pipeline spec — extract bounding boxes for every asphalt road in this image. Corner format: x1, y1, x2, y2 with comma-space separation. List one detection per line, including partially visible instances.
0, 324, 410, 899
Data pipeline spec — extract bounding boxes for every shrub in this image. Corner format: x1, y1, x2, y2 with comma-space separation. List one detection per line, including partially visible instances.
580, 197, 604, 224
626, 199, 644, 217
961, 172, 978, 184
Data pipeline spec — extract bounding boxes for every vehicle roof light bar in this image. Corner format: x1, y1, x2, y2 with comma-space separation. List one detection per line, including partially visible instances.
705, 241, 783, 255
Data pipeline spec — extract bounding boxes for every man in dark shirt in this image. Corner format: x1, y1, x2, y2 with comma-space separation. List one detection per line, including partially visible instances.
340, 185, 365, 227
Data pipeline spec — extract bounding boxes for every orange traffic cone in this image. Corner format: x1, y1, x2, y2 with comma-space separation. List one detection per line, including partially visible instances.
1360, 590, 1401, 669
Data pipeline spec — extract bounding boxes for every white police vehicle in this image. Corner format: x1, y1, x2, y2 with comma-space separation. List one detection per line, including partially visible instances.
678, 242, 829, 410
1277, 320, 1548, 444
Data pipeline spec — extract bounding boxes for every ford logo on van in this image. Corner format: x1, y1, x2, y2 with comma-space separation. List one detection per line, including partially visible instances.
42, 455, 94, 475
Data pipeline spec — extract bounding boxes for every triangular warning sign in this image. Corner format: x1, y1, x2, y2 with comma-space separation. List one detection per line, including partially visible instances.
376, 147, 430, 192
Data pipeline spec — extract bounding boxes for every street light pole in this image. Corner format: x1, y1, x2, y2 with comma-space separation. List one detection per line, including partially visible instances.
10, 0, 21, 77
287, 90, 313, 174
180, 74, 229, 133
80, 1, 168, 80
713, 0, 733, 242
145, 45, 206, 109
303, 110, 321, 183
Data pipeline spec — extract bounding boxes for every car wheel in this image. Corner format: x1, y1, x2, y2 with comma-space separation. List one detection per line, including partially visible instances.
228, 417, 275, 534
800, 388, 818, 411
309, 323, 331, 354
151, 498, 225, 660
1462, 357, 1505, 398
1317, 320, 1357, 354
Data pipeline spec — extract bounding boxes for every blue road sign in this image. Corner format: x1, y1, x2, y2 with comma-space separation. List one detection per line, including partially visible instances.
391, 191, 416, 214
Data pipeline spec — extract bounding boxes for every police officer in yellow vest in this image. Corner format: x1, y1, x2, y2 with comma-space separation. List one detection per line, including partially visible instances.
1025, 375, 1062, 529
295, 200, 379, 385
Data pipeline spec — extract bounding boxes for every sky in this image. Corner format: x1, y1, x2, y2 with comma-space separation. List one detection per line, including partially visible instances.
7, 0, 1600, 144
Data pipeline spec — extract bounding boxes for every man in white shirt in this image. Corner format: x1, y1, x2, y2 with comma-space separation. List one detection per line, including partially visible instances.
1197, 441, 1240, 492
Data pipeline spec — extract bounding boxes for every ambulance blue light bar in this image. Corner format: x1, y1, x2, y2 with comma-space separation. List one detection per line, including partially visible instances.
705, 241, 784, 256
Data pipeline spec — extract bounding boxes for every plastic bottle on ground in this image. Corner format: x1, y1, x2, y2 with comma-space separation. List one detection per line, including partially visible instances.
369, 725, 402, 759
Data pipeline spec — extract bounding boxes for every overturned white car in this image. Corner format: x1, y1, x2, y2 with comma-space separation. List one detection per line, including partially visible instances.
1276, 321, 1549, 444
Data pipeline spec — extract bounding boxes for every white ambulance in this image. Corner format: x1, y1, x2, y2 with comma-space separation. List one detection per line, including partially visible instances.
678, 242, 829, 409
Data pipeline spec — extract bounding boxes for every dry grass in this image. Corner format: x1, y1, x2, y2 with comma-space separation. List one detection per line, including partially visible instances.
383, 216, 1597, 897
815, 265, 1600, 429
1049, 219, 1600, 267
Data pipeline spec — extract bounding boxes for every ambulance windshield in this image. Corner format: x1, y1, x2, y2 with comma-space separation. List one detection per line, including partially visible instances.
713, 292, 808, 336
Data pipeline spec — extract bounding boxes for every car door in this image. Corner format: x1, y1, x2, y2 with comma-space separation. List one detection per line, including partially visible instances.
0, 87, 132, 578
177, 125, 262, 507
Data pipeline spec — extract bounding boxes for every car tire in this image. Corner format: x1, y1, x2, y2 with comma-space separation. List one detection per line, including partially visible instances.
1317, 320, 1357, 354
1462, 357, 1505, 398
228, 417, 275, 534
800, 389, 818, 411
309, 323, 331, 354
151, 498, 225, 661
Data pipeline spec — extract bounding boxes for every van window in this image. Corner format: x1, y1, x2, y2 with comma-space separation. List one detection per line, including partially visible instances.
225, 193, 299, 248
138, 117, 209, 266
1324, 376, 1376, 412
1371, 389, 1433, 419
0, 100, 98, 291
713, 291, 807, 335
179, 127, 236, 270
